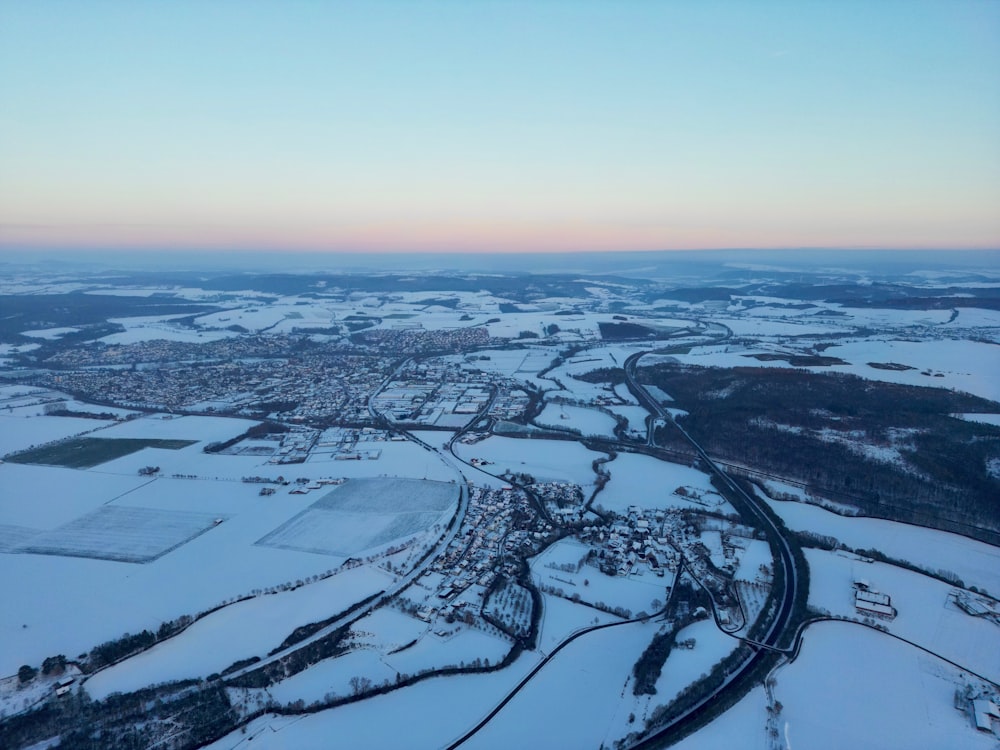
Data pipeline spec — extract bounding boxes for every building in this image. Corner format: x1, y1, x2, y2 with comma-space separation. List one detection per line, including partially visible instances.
972, 699, 1000, 734
854, 586, 896, 620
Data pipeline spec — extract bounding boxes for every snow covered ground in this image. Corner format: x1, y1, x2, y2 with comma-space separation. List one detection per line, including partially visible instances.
776, 621, 995, 750
595, 452, 727, 514
533, 592, 620, 654
664, 333, 1000, 404
19, 327, 80, 339
0, 414, 107, 455
454, 436, 605, 488
306, 439, 456, 483
767, 498, 1000, 596
533, 539, 668, 618
647, 619, 742, 719
818, 338, 1000, 402
534, 402, 618, 437
672, 685, 769, 750
462, 618, 662, 749
805, 549, 1000, 683
0, 471, 352, 674
605, 403, 652, 436
204, 654, 542, 750
85, 565, 393, 699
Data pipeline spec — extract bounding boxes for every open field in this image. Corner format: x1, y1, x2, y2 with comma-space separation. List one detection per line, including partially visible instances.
85, 565, 393, 699
454, 435, 605, 487
5, 437, 195, 468
257, 478, 457, 557
596, 452, 726, 514
15, 506, 225, 563
463, 618, 662, 749
777, 621, 995, 750
313, 477, 457, 513
534, 403, 619, 437
767, 498, 1000, 597
805, 548, 1000, 683
257, 509, 443, 557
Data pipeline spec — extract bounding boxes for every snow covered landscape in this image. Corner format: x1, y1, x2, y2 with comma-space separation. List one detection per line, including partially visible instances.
1, 255, 998, 749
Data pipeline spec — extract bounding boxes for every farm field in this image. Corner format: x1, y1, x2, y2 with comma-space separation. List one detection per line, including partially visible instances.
534, 403, 619, 437
775, 621, 995, 750
5, 437, 196, 468
257, 478, 457, 557
766, 498, 1000, 596
0, 257, 998, 749
462, 618, 662, 750
0, 414, 104, 456
805, 549, 1000, 683
85, 564, 393, 699
203, 654, 542, 750
595, 452, 726, 514
15, 505, 224, 563
454, 435, 605, 488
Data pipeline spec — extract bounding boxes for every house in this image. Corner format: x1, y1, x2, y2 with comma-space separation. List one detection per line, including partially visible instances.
972, 699, 1000, 734
855, 588, 895, 619
55, 677, 75, 697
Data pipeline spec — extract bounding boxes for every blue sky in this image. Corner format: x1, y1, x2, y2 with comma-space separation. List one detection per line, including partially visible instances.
1, 0, 998, 252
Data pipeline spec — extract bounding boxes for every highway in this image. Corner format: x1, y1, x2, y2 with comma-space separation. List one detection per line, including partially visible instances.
226, 347, 800, 742
621, 351, 802, 748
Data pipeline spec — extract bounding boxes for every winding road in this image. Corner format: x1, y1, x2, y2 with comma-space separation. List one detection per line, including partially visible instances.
621, 351, 803, 748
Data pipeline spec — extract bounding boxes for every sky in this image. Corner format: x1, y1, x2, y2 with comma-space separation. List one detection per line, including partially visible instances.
1, 1, 998, 254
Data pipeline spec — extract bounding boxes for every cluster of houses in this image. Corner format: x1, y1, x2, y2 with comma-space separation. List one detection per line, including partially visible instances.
372, 374, 492, 428
579, 507, 683, 578
351, 326, 493, 356
372, 360, 531, 429
41, 341, 389, 424
427, 485, 553, 612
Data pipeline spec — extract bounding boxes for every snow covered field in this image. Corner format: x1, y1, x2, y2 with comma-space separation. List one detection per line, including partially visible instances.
595, 452, 726, 514
672, 686, 769, 750
306, 439, 456, 482
85, 564, 394, 699
776, 621, 995, 750
767, 498, 1000, 596
534, 592, 620, 653
0, 414, 105, 456
650, 619, 740, 707
463, 618, 662, 749
805, 549, 1000, 683
257, 478, 456, 557
454, 435, 605, 488
534, 402, 618, 437
818, 338, 1000, 402
605, 403, 652, 434
204, 653, 541, 750
533, 539, 668, 617
0, 471, 367, 674
663, 333, 1000, 404
20, 327, 80, 339
16, 505, 225, 563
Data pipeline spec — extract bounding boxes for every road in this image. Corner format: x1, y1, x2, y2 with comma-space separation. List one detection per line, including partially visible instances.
621, 351, 802, 748
220, 481, 469, 683
230, 346, 799, 737
223, 361, 470, 683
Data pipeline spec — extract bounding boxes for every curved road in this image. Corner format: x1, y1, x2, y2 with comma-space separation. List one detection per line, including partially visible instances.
621, 351, 802, 748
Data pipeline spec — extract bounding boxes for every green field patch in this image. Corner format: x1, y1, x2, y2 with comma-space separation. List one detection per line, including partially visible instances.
5, 437, 196, 468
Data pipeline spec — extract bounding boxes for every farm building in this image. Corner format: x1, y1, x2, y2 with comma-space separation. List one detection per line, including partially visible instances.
854, 586, 896, 620
972, 699, 1000, 734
